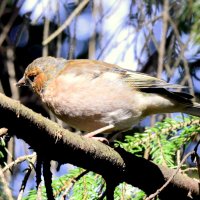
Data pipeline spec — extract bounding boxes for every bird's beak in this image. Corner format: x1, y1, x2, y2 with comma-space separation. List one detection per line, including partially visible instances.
16, 77, 27, 87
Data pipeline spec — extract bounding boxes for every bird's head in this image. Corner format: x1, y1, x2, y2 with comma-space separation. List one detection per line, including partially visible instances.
16, 56, 67, 95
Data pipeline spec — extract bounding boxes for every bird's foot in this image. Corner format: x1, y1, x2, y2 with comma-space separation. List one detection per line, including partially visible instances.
84, 124, 114, 138
84, 135, 109, 144
83, 124, 114, 144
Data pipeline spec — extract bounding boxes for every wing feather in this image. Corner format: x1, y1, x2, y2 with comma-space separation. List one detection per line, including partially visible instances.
113, 68, 187, 89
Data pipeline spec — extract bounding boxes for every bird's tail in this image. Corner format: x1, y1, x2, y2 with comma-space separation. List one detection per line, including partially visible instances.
185, 102, 200, 117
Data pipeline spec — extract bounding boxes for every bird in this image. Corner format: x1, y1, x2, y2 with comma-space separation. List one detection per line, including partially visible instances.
16, 56, 200, 140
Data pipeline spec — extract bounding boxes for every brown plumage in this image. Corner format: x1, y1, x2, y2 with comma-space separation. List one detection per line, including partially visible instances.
16, 56, 200, 138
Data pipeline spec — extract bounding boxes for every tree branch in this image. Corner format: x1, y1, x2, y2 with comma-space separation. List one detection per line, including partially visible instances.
42, 0, 90, 46
0, 93, 199, 200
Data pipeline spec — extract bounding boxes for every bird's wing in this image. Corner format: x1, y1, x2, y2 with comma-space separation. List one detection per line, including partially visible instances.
113, 67, 186, 89
63, 60, 186, 89
112, 67, 194, 105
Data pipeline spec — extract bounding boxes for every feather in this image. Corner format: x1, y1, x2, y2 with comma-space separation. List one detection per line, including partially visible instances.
114, 68, 187, 89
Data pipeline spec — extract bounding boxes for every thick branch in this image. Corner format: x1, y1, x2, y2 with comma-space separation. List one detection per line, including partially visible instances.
0, 93, 199, 199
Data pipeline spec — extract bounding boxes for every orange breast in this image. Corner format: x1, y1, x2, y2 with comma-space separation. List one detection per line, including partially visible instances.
33, 73, 47, 94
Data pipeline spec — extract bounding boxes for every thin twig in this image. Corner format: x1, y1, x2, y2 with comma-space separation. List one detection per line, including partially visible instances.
0, 0, 7, 18
145, 150, 195, 200
97, 22, 125, 59
68, 17, 77, 59
0, 7, 19, 46
5, 137, 13, 183
88, 0, 96, 59
36, 156, 42, 200
5, 46, 20, 184
0, 167, 14, 200
169, 17, 195, 95
42, 0, 89, 45
6, 47, 19, 99
157, 0, 169, 78
56, 1, 62, 57
2, 153, 36, 173
182, 167, 198, 173
42, 18, 50, 56
98, 181, 106, 200
58, 170, 89, 199
17, 155, 37, 200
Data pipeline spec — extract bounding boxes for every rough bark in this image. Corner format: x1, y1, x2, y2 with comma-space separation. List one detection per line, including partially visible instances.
0, 93, 199, 199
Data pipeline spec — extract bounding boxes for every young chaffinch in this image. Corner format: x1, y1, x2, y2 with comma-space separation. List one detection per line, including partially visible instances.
16, 56, 200, 139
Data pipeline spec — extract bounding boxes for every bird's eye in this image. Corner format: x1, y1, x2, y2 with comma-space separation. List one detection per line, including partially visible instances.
28, 74, 36, 82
